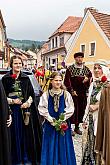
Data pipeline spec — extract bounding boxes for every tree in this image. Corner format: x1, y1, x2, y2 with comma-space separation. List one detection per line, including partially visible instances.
37, 44, 41, 50
30, 43, 36, 52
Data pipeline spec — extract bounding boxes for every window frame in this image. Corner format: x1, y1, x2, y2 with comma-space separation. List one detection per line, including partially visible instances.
60, 36, 64, 46
89, 41, 96, 57
80, 43, 86, 55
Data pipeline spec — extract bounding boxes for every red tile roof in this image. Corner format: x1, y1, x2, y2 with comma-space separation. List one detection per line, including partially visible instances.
88, 8, 110, 40
0, 10, 5, 28
49, 16, 82, 38
41, 42, 49, 53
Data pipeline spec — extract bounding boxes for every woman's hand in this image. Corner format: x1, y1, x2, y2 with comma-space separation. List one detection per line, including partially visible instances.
7, 115, 12, 127
82, 122, 88, 129
21, 102, 29, 109
89, 104, 98, 112
13, 98, 22, 105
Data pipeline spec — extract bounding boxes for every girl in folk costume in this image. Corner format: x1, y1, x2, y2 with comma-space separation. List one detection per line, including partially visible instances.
38, 71, 76, 165
81, 59, 110, 165
2, 56, 42, 165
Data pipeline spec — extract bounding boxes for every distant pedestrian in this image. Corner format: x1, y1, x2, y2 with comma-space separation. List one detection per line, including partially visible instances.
42, 64, 55, 92
64, 52, 92, 135
38, 71, 76, 165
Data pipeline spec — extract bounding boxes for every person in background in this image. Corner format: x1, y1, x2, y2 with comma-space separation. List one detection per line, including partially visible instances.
57, 66, 66, 81
2, 55, 42, 165
42, 64, 55, 92
64, 52, 92, 135
38, 71, 76, 165
82, 60, 110, 164
35, 65, 44, 87
0, 80, 12, 165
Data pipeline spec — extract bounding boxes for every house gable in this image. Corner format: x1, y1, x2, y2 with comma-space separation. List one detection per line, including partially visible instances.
65, 9, 110, 65
42, 16, 82, 69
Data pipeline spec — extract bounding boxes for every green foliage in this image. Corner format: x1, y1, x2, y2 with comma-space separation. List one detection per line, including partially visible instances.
59, 113, 65, 120
8, 38, 45, 51
13, 80, 23, 100
53, 113, 68, 136
30, 43, 36, 52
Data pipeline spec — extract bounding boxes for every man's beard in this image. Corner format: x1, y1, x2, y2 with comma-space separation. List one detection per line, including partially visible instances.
76, 61, 83, 65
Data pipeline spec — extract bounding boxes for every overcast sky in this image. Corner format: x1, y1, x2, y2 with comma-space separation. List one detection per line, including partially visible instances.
0, 0, 110, 41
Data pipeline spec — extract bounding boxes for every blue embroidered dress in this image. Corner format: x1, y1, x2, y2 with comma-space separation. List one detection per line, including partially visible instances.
39, 90, 76, 165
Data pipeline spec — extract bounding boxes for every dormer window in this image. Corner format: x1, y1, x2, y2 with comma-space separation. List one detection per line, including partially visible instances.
52, 38, 54, 49
60, 37, 64, 46
55, 37, 58, 47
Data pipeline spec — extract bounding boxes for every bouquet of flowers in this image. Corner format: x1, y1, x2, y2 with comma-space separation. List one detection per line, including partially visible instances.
90, 75, 108, 104
53, 113, 68, 136
11, 74, 30, 125
11, 74, 23, 100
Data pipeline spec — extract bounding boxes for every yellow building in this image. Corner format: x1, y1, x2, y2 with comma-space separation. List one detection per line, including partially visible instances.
65, 8, 110, 69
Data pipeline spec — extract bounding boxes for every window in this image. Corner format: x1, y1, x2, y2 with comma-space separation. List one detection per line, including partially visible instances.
52, 59, 56, 64
55, 37, 58, 47
49, 58, 50, 65
52, 38, 54, 48
46, 63, 48, 70
89, 42, 96, 56
46, 57, 48, 61
48, 42, 51, 50
80, 44, 85, 53
60, 37, 64, 46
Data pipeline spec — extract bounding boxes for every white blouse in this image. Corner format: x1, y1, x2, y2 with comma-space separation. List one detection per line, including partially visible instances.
38, 90, 74, 124
83, 82, 101, 136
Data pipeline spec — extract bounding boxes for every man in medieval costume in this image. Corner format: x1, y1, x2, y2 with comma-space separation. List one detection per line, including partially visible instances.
64, 52, 92, 135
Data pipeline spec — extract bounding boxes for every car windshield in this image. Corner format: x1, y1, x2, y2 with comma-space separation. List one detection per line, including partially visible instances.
28, 74, 42, 96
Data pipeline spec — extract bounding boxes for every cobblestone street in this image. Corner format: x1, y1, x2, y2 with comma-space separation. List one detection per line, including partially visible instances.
72, 124, 83, 165
73, 134, 82, 165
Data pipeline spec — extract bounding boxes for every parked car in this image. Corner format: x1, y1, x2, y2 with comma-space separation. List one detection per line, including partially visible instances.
0, 68, 42, 106
0, 68, 10, 80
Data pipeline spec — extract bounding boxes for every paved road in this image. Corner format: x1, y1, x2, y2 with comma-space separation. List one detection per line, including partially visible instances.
72, 124, 83, 165
73, 134, 82, 165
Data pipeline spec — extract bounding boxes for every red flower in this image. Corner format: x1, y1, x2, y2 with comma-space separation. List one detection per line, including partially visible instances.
101, 76, 107, 82
36, 70, 44, 77
36, 70, 41, 77
41, 72, 44, 77
60, 123, 68, 131
11, 74, 17, 79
